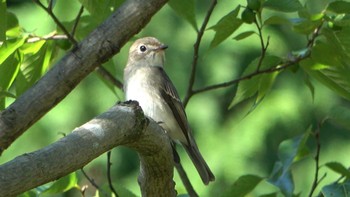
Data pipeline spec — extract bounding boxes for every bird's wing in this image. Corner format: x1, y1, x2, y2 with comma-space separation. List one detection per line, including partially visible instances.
154, 67, 191, 143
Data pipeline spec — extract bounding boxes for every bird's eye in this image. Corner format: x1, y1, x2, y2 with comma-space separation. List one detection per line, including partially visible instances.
139, 45, 147, 52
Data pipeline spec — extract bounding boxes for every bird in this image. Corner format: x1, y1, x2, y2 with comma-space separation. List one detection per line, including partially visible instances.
123, 37, 215, 185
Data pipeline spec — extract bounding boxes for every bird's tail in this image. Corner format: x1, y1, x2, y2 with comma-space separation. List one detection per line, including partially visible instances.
181, 141, 215, 185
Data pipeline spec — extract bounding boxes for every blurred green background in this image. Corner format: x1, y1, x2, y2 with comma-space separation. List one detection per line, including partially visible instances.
1, 0, 350, 196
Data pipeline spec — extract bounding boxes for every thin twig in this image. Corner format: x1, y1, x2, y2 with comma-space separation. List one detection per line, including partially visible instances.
183, 0, 217, 107
33, 0, 78, 45
71, 5, 84, 38
33, 0, 124, 98
192, 56, 300, 95
254, 18, 269, 71
190, 21, 324, 96
174, 163, 198, 197
81, 168, 108, 197
27, 34, 68, 43
107, 151, 119, 197
308, 126, 322, 197
95, 66, 124, 90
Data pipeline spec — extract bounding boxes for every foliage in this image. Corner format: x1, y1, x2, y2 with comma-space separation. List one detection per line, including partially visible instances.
1, 0, 350, 196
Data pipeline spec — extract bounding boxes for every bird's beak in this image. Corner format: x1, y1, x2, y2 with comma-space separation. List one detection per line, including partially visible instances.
157, 44, 168, 51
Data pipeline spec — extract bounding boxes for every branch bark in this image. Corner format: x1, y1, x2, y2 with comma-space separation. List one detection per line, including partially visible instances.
0, 102, 176, 197
0, 0, 169, 154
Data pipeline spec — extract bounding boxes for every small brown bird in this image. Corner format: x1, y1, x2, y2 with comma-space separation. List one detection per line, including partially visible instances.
123, 37, 215, 184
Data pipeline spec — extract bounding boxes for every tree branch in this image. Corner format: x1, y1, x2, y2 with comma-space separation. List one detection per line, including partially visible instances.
190, 21, 324, 96
0, 103, 176, 196
71, 5, 84, 38
107, 151, 119, 197
183, 0, 217, 107
0, 0, 169, 154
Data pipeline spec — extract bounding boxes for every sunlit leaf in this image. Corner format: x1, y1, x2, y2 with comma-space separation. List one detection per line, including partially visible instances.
222, 175, 263, 197
209, 6, 242, 48
327, 1, 350, 14
263, 0, 302, 13
0, 36, 26, 65
168, 0, 198, 31
301, 59, 350, 101
17, 190, 37, 197
42, 172, 78, 194
0, 0, 6, 41
311, 41, 343, 67
321, 181, 350, 197
229, 55, 281, 109
0, 49, 21, 109
233, 31, 255, 41
325, 162, 350, 179
0, 91, 16, 99
16, 42, 54, 96
20, 40, 46, 54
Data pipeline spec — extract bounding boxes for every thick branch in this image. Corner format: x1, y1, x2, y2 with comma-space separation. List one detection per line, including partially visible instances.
0, 103, 175, 196
0, 0, 169, 154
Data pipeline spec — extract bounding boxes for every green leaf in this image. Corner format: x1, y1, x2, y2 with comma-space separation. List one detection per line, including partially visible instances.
301, 59, 350, 102
233, 31, 255, 41
327, 1, 350, 14
209, 6, 243, 48
222, 175, 263, 197
78, 0, 124, 22
322, 181, 350, 197
292, 19, 323, 34
263, 0, 302, 12
0, 0, 6, 41
325, 162, 350, 179
268, 130, 311, 197
247, 0, 261, 11
114, 184, 138, 197
17, 190, 37, 197
20, 40, 46, 54
0, 53, 20, 91
42, 172, 78, 194
0, 36, 26, 65
260, 193, 278, 197
322, 27, 350, 60
278, 129, 311, 168
15, 42, 53, 96
6, 12, 21, 37
168, 0, 198, 31
229, 55, 281, 109
311, 41, 343, 67
303, 73, 315, 101
264, 15, 292, 26
268, 161, 294, 197
0, 91, 16, 99
329, 105, 350, 130
241, 8, 256, 24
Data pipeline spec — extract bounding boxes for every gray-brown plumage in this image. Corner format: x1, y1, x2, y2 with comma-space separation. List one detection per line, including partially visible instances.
123, 37, 215, 184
